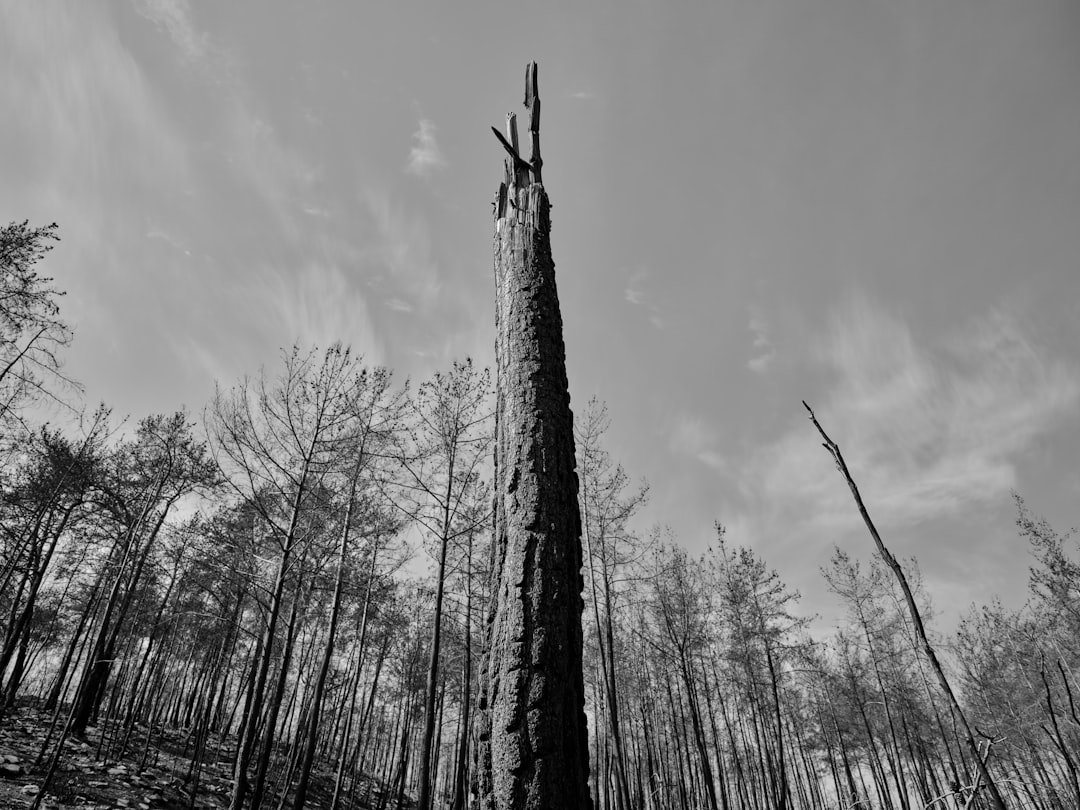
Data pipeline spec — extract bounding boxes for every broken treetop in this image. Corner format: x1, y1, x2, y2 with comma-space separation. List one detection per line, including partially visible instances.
493, 62, 543, 222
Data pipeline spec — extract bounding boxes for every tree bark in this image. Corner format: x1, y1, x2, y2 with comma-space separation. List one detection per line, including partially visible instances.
476, 61, 592, 810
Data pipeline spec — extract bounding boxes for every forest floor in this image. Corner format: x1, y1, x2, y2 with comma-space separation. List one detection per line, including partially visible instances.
0, 707, 396, 810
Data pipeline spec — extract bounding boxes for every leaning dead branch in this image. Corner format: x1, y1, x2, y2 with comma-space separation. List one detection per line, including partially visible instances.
803, 401, 1009, 810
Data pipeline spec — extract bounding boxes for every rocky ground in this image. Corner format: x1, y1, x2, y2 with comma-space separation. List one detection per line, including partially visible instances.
0, 707, 393, 810
0, 708, 233, 809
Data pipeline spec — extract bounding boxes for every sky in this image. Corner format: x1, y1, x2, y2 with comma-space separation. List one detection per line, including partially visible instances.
3, 1, 1080, 634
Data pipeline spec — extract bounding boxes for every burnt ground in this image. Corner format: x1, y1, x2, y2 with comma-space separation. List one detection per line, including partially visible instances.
0, 707, 402, 810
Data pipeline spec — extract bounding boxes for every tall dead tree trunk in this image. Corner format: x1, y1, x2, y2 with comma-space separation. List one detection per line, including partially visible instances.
475, 62, 592, 810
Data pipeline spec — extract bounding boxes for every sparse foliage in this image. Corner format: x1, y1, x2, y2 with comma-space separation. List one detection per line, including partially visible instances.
0, 220, 77, 446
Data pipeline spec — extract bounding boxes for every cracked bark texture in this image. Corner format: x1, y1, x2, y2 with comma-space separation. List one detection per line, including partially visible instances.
475, 63, 592, 810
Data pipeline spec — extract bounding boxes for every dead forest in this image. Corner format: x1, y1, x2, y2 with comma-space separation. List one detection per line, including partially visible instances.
3, 108, 1080, 808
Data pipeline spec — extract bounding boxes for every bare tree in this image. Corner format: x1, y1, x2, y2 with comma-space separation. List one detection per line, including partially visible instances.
389, 359, 492, 810
804, 401, 1009, 810
0, 221, 78, 439
291, 365, 402, 810
208, 344, 365, 810
576, 397, 648, 810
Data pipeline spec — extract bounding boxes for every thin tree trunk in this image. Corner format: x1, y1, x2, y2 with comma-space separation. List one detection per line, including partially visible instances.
805, 402, 1009, 810
330, 538, 380, 810
250, 573, 305, 810
762, 638, 789, 810
230, 455, 312, 810
1040, 658, 1080, 808
0, 499, 79, 708
450, 534, 474, 810
292, 466, 362, 810
417, 449, 456, 810
581, 496, 632, 810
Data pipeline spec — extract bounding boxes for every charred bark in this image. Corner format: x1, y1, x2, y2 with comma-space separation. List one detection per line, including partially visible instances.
475, 62, 592, 810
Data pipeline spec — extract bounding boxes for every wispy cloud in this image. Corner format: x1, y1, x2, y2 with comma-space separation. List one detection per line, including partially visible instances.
361, 189, 442, 312
146, 226, 190, 256
224, 107, 321, 240
668, 413, 728, 472
0, 5, 385, 406
1, 5, 191, 193
747, 305, 775, 373
0, 4, 195, 351
624, 269, 664, 329
132, 0, 208, 65
136, 1, 319, 243
132, 0, 238, 88
259, 262, 384, 364
747, 295, 1080, 532
406, 118, 446, 177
